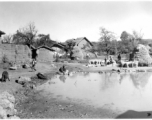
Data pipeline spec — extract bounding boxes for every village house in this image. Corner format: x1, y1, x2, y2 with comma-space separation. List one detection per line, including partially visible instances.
74, 37, 93, 49
71, 37, 97, 60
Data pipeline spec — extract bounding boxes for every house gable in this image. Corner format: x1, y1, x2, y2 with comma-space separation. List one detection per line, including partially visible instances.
74, 37, 93, 48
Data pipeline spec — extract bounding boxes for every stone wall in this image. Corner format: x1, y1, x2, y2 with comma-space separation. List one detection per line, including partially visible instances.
0, 44, 31, 64
37, 48, 55, 62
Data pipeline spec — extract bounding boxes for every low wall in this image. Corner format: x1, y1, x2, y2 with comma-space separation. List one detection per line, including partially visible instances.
0, 44, 31, 64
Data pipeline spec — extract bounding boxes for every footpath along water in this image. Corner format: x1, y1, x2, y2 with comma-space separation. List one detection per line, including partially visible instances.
36, 71, 152, 112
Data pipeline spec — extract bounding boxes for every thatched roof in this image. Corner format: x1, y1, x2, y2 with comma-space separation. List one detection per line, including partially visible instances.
74, 37, 93, 46
0, 30, 5, 37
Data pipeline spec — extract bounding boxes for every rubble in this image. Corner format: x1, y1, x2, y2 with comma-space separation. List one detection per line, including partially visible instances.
0, 91, 15, 104
18, 76, 31, 82
0, 91, 19, 119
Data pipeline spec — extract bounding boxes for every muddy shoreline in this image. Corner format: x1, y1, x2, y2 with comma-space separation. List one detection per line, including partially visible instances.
15, 87, 119, 119
13, 63, 120, 119
2, 62, 152, 118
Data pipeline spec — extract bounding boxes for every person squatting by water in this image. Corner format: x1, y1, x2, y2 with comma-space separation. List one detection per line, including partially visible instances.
1, 71, 10, 82
105, 55, 114, 65
59, 65, 67, 75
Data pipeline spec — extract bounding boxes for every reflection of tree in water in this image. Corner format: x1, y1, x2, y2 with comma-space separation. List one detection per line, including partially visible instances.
119, 73, 128, 84
101, 72, 119, 91
59, 75, 66, 83
130, 72, 152, 89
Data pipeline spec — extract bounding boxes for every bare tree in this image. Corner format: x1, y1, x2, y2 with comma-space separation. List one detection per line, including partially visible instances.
18, 22, 38, 36
13, 22, 38, 46
99, 27, 116, 42
99, 27, 116, 55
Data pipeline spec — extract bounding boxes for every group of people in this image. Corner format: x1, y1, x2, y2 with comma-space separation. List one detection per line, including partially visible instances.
104, 54, 122, 66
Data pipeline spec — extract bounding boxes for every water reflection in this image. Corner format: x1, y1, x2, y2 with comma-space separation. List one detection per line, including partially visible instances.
59, 75, 66, 83
37, 71, 152, 112
130, 72, 151, 89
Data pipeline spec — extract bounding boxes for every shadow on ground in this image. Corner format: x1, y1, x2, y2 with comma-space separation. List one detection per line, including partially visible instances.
116, 110, 152, 119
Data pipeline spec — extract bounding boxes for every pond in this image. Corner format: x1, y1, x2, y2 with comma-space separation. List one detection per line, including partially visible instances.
37, 71, 152, 112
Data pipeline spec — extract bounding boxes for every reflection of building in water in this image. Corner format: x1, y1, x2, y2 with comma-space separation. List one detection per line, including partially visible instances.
130, 72, 152, 89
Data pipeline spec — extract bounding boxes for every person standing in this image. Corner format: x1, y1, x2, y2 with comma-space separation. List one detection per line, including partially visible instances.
31, 59, 37, 71
31, 48, 39, 61
104, 57, 107, 66
31, 48, 39, 71
109, 55, 113, 64
118, 53, 121, 61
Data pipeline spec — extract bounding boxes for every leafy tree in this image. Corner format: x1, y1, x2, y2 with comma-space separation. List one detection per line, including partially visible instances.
119, 30, 144, 54
64, 39, 76, 59
120, 31, 133, 41
34, 34, 52, 47
120, 31, 134, 53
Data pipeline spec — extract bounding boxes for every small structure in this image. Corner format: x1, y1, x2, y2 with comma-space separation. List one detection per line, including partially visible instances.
36, 43, 66, 62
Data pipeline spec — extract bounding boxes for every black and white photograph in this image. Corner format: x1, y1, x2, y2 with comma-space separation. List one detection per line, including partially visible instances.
1, 0, 152, 119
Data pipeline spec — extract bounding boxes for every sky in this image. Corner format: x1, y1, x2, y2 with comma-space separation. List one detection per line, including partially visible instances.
1, 1, 152, 42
